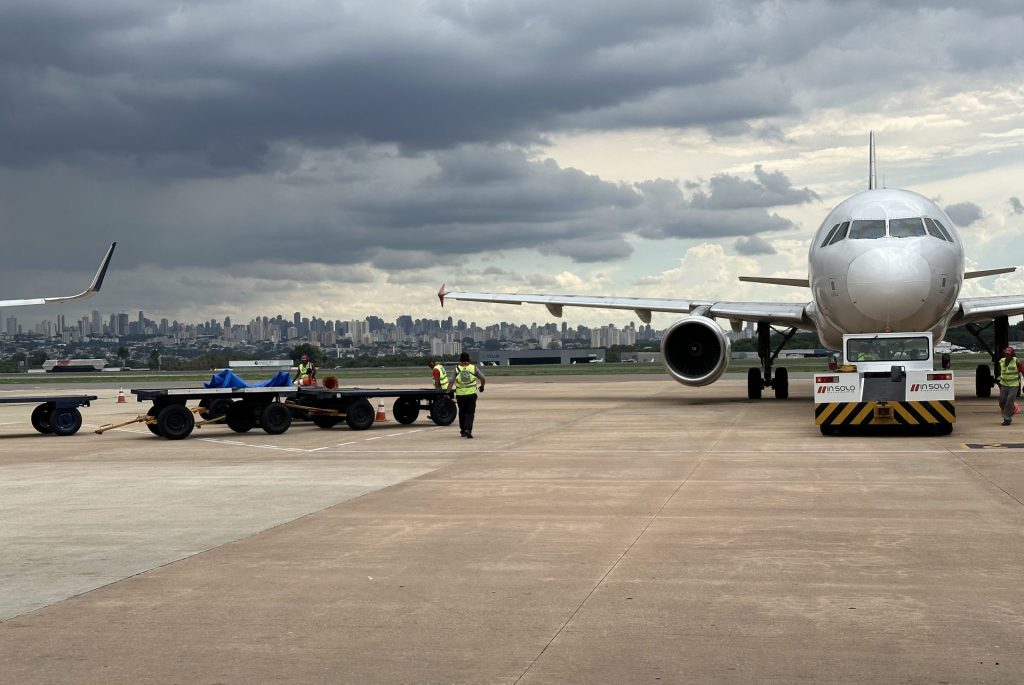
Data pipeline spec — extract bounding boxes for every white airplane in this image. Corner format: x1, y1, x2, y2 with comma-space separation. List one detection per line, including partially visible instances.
439, 136, 1019, 399
0, 242, 116, 308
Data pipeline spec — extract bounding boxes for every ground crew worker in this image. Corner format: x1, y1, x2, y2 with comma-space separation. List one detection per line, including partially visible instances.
448, 352, 485, 438
295, 354, 317, 386
997, 346, 1024, 425
427, 358, 448, 391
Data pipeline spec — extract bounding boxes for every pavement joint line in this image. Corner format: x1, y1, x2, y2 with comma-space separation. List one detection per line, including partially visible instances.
515, 391, 746, 683
945, 443, 1024, 509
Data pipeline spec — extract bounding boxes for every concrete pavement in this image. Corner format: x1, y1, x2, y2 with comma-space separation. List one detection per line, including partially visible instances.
1, 377, 1022, 683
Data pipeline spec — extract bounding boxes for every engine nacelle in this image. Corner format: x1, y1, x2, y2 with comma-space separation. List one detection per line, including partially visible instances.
660, 315, 731, 386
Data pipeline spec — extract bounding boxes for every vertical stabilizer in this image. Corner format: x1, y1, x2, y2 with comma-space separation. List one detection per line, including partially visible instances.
868, 131, 876, 190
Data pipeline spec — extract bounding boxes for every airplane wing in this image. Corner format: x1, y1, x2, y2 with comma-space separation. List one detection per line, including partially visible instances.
737, 276, 810, 287
950, 294, 1024, 326
438, 285, 812, 329
0, 242, 116, 308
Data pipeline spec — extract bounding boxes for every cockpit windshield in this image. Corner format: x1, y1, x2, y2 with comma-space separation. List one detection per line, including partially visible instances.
889, 217, 927, 238
827, 217, 954, 243
848, 219, 886, 239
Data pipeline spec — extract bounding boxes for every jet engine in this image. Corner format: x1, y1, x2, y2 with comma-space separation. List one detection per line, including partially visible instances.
660, 315, 731, 386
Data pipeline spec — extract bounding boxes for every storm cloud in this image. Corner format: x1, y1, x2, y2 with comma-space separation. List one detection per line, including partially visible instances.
734, 236, 777, 256
0, 0, 1022, 323
943, 202, 983, 228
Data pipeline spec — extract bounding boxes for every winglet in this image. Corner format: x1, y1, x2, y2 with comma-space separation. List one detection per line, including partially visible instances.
87, 242, 116, 295
46, 241, 117, 304
438, 283, 447, 307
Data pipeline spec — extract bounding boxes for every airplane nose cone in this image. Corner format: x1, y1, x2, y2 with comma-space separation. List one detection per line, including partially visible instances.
848, 247, 931, 321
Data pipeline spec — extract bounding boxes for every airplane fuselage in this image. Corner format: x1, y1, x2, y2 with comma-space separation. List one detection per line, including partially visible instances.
806, 189, 964, 350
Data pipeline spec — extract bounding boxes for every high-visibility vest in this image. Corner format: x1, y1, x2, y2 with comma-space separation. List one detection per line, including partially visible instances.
433, 363, 449, 388
298, 361, 314, 377
999, 357, 1021, 386
453, 363, 479, 395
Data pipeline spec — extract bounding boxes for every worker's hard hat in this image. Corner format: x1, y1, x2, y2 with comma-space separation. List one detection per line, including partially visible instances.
1005, 347, 1015, 355
301, 354, 309, 361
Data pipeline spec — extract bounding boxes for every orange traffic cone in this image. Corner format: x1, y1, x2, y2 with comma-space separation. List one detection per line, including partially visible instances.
375, 398, 388, 422
117, 387, 127, 403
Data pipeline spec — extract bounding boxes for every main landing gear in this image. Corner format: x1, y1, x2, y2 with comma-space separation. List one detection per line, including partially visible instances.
747, 322, 795, 400
964, 316, 1007, 398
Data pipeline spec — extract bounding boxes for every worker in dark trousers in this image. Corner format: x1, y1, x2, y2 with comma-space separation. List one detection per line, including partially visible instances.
997, 346, 1024, 425
448, 352, 485, 438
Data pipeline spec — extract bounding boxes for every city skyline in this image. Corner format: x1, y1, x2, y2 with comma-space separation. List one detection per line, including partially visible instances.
1, 306, 655, 346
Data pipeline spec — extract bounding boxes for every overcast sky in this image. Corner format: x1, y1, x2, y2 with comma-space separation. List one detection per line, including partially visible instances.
2, 0, 1023, 330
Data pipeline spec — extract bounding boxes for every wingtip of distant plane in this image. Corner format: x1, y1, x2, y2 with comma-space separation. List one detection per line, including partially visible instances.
90, 242, 117, 294
438, 283, 447, 307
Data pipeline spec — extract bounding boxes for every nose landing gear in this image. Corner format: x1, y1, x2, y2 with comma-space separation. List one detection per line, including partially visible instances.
747, 322, 796, 400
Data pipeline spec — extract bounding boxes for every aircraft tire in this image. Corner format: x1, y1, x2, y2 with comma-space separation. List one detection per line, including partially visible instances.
31, 403, 54, 434
747, 367, 762, 400
975, 364, 993, 398
50, 407, 83, 436
774, 367, 789, 399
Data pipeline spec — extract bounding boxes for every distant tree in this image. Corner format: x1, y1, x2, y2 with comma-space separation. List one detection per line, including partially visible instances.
483, 339, 502, 351
289, 342, 324, 366
461, 336, 475, 349
28, 351, 46, 367
148, 349, 161, 370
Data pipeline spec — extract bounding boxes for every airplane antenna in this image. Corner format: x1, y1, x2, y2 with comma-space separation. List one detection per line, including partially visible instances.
868, 131, 876, 190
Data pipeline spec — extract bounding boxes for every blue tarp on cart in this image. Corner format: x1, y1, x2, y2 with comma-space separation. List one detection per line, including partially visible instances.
204, 369, 293, 389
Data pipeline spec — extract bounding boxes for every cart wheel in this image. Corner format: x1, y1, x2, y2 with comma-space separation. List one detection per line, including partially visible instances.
226, 402, 256, 433
346, 398, 375, 430
392, 397, 419, 424
146, 407, 161, 435
31, 403, 54, 434
157, 404, 195, 440
934, 422, 953, 436
260, 402, 292, 435
747, 367, 762, 400
773, 367, 789, 400
429, 397, 457, 426
50, 407, 83, 436
200, 398, 233, 420
312, 415, 340, 429
819, 424, 840, 436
